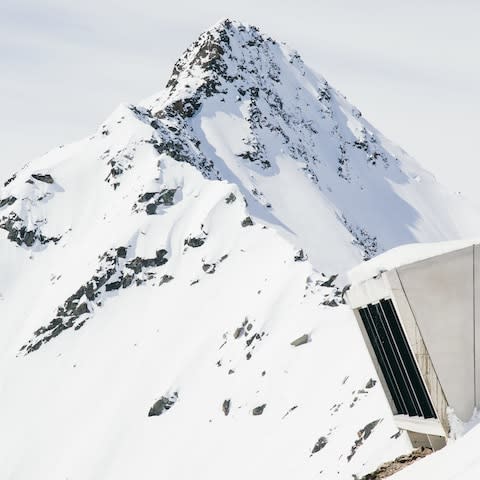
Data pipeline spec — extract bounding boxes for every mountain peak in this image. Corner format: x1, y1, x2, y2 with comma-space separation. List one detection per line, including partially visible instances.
197, 17, 267, 46
163, 18, 284, 94
207, 17, 252, 34
156, 18, 307, 127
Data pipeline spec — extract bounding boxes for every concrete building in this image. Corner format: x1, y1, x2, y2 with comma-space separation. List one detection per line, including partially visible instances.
346, 239, 480, 450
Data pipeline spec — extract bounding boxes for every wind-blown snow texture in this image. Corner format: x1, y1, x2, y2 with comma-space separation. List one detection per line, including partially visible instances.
1, 19, 479, 479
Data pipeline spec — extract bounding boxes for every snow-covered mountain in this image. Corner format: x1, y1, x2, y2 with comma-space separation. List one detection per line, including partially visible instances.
1, 19, 479, 479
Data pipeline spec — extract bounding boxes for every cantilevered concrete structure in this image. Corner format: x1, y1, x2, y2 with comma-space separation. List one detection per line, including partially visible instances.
346, 239, 480, 450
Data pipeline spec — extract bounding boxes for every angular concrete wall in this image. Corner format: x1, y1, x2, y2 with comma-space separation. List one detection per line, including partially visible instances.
474, 244, 480, 407
386, 269, 449, 432
396, 246, 474, 421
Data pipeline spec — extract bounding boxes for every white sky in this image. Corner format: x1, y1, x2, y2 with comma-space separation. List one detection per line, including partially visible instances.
2, 0, 479, 202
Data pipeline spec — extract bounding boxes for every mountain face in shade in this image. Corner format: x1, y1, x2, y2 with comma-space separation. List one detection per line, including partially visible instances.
0, 18, 478, 480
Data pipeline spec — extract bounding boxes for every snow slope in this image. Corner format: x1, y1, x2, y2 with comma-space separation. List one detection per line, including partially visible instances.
1, 18, 479, 480
392, 420, 480, 479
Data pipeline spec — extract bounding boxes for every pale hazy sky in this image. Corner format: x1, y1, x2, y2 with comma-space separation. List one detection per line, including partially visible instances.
2, 0, 479, 201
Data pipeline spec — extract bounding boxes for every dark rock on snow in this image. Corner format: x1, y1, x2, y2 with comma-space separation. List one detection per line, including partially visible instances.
290, 334, 310, 347
225, 192, 236, 204
222, 399, 231, 416
311, 436, 328, 455
252, 404, 266, 416
158, 274, 174, 286
241, 216, 254, 227
347, 419, 382, 462
31, 173, 54, 184
365, 378, 377, 389
233, 327, 244, 339
320, 274, 338, 288
148, 392, 178, 417
202, 263, 216, 274
294, 249, 307, 262
185, 236, 205, 248
0, 196, 17, 208
146, 203, 157, 215
21, 246, 170, 354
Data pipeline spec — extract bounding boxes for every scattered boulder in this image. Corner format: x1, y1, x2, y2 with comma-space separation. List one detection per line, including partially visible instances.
290, 334, 310, 347
222, 399, 231, 416
311, 436, 328, 455
148, 392, 178, 417
4, 173, 16, 187
185, 236, 205, 248
390, 430, 402, 440
126, 250, 168, 272
233, 327, 244, 339
1, 212, 61, 247
202, 263, 216, 274
347, 419, 382, 462
294, 249, 307, 262
0, 196, 16, 208
252, 404, 266, 416
158, 274, 174, 286
31, 173, 54, 184
365, 378, 377, 389
225, 193, 236, 204
321, 274, 338, 288
136, 189, 177, 215
154, 249, 169, 265
155, 188, 177, 206
322, 299, 338, 307
246, 332, 261, 347
138, 192, 156, 203
241, 216, 254, 227
146, 203, 157, 215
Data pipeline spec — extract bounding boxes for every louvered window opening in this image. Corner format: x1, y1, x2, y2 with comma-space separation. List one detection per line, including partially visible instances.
359, 299, 436, 419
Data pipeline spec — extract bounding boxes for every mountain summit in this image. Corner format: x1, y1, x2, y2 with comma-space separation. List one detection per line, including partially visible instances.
0, 20, 478, 480
146, 17, 479, 271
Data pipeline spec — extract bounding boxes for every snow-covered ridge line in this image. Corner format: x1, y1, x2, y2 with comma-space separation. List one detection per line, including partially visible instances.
21, 246, 170, 354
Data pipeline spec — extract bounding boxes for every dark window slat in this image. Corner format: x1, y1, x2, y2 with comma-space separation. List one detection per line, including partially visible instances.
358, 300, 437, 420
380, 299, 436, 419
359, 307, 406, 414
